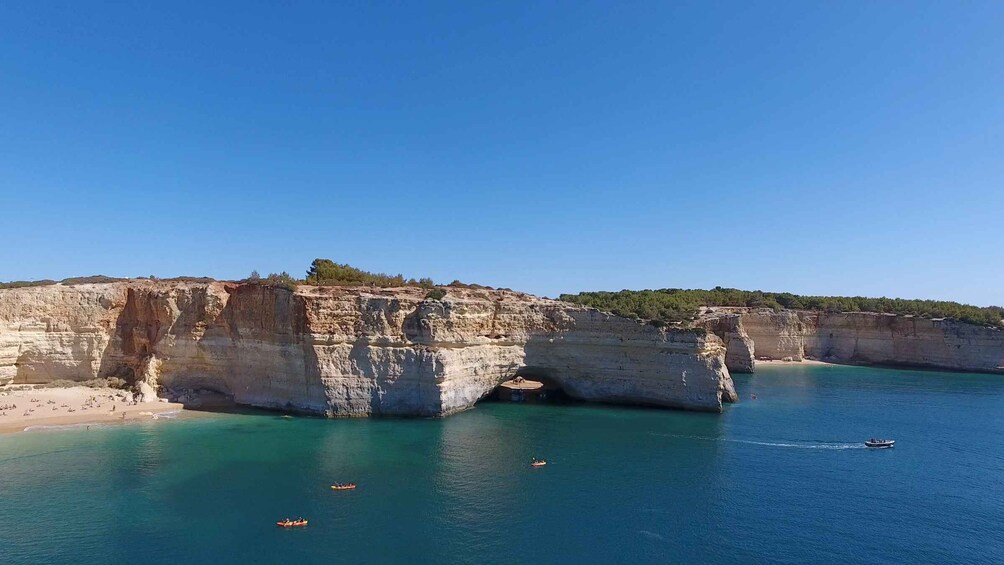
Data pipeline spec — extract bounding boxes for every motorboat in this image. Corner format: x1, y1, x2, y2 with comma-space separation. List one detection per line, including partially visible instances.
864, 439, 895, 448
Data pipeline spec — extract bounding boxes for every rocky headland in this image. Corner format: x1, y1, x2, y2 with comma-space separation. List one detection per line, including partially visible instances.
0, 281, 737, 418
700, 308, 1004, 374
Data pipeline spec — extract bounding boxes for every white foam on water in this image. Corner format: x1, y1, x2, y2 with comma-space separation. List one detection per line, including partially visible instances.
23, 423, 116, 433
21, 410, 186, 431
652, 433, 865, 450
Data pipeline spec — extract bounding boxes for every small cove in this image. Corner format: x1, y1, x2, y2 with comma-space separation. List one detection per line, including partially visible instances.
1, 363, 1002, 564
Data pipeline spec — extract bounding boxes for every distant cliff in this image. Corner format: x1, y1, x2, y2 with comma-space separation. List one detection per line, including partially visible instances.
700, 308, 1004, 374
0, 281, 737, 415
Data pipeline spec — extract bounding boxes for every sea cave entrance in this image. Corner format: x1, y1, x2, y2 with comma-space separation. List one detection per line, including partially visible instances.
480, 367, 577, 406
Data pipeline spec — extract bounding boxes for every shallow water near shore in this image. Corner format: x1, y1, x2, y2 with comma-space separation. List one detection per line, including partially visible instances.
2, 364, 1003, 564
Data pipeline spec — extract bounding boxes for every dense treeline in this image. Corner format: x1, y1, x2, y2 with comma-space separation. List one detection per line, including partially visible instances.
559, 287, 1004, 328
302, 259, 434, 288
239, 259, 436, 291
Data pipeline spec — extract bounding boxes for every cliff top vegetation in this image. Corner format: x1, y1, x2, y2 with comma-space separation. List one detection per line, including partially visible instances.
0, 260, 471, 293
0, 275, 212, 289
0, 280, 58, 289
559, 287, 1004, 328
302, 259, 434, 288
278, 259, 497, 291
240, 259, 442, 291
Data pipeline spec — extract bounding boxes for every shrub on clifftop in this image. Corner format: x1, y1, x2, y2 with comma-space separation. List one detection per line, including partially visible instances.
425, 288, 447, 300
242, 271, 298, 291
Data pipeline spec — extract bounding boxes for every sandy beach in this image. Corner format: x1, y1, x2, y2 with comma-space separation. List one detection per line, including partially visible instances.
756, 358, 835, 366
0, 386, 185, 434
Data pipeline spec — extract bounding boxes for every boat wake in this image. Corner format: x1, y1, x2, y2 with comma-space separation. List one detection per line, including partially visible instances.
652, 433, 865, 450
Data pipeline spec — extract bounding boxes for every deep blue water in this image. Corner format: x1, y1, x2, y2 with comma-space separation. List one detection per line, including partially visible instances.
1, 364, 1002, 564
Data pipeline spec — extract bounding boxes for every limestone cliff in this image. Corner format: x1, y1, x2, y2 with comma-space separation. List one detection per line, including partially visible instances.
698, 313, 755, 373
0, 282, 737, 415
702, 307, 1004, 373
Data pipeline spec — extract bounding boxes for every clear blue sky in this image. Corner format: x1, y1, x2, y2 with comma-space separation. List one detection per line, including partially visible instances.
2, 2, 1002, 305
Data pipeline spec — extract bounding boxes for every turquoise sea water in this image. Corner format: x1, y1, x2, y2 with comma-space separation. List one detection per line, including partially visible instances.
1, 364, 1003, 564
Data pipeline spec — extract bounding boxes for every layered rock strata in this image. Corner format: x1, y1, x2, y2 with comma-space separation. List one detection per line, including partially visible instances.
0, 282, 737, 415
698, 313, 755, 373
703, 308, 1004, 373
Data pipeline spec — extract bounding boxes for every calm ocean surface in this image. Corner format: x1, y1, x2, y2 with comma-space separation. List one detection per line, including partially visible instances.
2, 364, 1002, 564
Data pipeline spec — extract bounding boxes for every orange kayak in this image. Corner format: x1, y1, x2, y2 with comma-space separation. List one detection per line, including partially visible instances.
276, 519, 308, 527
530, 461, 547, 467
330, 483, 357, 490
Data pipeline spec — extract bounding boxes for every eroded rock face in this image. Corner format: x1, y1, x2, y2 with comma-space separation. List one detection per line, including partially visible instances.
702, 308, 1004, 373
741, 310, 806, 361
0, 284, 129, 386
699, 313, 755, 373
0, 282, 736, 414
